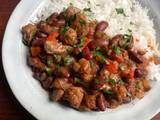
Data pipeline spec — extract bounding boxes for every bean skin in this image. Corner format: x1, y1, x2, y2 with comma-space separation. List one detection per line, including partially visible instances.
96, 21, 108, 32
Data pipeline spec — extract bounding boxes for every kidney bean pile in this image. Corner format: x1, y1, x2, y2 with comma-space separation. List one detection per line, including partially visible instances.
22, 6, 151, 111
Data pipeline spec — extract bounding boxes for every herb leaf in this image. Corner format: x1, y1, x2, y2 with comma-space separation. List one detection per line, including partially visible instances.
74, 37, 85, 48
119, 64, 125, 71
63, 56, 73, 65
103, 90, 113, 95
60, 27, 68, 35
126, 92, 132, 97
83, 8, 92, 12
112, 45, 122, 55
106, 78, 115, 84
44, 67, 52, 75
116, 8, 126, 16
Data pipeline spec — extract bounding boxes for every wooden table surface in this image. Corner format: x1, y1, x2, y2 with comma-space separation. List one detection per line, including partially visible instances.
0, 0, 160, 120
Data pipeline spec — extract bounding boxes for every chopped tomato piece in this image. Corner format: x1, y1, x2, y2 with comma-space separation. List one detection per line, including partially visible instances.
47, 32, 59, 41
105, 60, 118, 74
121, 65, 134, 80
30, 47, 41, 57
109, 51, 124, 63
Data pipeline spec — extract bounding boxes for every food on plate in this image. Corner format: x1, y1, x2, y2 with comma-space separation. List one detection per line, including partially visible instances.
22, 0, 160, 111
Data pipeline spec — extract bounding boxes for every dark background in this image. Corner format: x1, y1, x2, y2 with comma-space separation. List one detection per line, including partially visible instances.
0, 0, 159, 120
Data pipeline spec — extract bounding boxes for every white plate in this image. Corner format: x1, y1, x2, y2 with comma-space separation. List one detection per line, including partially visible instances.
2, 0, 160, 120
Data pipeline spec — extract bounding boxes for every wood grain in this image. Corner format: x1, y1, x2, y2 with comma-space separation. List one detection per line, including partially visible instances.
0, 0, 159, 120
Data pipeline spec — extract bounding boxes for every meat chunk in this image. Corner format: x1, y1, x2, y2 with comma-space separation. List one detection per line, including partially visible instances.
64, 28, 77, 46
79, 58, 91, 74
52, 78, 72, 90
64, 87, 84, 109
84, 94, 97, 110
63, 6, 81, 18
44, 39, 66, 54
22, 24, 37, 45
50, 89, 64, 101
71, 13, 89, 36
28, 57, 45, 70
142, 79, 151, 91
38, 22, 53, 34
78, 58, 92, 82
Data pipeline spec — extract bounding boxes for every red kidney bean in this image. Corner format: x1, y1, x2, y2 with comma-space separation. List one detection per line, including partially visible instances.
128, 50, 143, 64
32, 37, 46, 46
72, 48, 82, 56
88, 41, 97, 50
35, 31, 48, 38
134, 68, 147, 78
97, 94, 108, 111
42, 77, 53, 90
82, 47, 93, 60
96, 21, 108, 32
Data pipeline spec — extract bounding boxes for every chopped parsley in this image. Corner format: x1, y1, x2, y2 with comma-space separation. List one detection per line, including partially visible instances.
116, 8, 126, 16
44, 67, 52, 76
92, 50, 108, 64
135, 82, 141, 89
53, 55, 62, 63
128, 29, 132, 33
83, 8, 92, 12
106, 78, 115, 84
74, 77, 87, 88
103, 89, 113, 95
63, 56, 73, 66
74, 37, 85, 48
112, 45, 122, 55
126, 92, 132, 97
60, 27, 68, 35
83, 7, 92, 17
122, 34, 132, 49
80, 19, 86, 25
130, 21, 134, 25
67, 14, 76, 26
119, 64, 125, 71
94, 79, 100, 84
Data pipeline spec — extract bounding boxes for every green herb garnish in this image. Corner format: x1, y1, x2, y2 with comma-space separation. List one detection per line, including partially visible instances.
112, 45, 122, 55
63, 56, 73, 65
116, 8, 126, 16
92, 50, 108, 64
80, 19, 86, 25
94, 79, 100, 84
126, 92, 132, 97
135, 82, 141, 89
60, 27, 68, 35
107, 78, 115, 84
44, 67, 52, 76
74, 77, 87, 88
103, 90, 113, 95
74, 37, 85, 48
83, 8, 92, 12
128, 29, 132, 33
67, 14, 76, 26
53, 55, 62, 63
119, 64, 125, 71
130, 21, 134, 25
122, 34, 132, 49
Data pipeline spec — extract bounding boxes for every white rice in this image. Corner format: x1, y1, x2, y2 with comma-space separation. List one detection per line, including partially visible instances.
33, 0, 160, 81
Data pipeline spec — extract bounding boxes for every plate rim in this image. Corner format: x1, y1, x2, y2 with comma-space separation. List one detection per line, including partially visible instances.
2, 0, 160, 120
